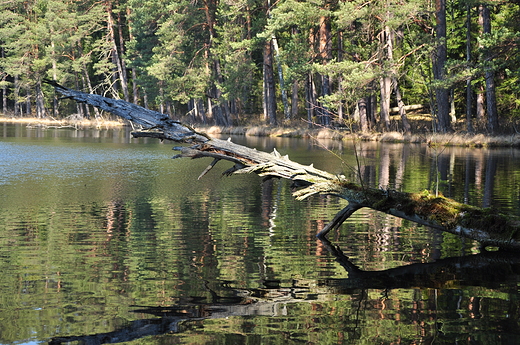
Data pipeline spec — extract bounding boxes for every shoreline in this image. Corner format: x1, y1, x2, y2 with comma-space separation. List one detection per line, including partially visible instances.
2, 116, 520, 148
0, 115, 125, 129
198, 125, 520, 148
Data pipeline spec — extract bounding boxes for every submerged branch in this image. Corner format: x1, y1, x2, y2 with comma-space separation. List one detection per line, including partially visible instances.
47, 81, 520, 250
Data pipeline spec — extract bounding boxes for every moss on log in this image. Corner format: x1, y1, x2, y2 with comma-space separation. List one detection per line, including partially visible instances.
322, 181, 520, 249
46, 81, 520, 250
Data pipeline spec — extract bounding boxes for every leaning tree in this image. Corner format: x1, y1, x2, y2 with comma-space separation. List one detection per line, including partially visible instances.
46, 80, 520, 250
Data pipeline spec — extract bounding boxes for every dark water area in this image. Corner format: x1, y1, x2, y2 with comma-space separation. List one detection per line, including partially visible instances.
1, 123, 520, 344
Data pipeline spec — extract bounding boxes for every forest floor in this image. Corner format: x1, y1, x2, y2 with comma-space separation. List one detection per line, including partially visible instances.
2, 114, 520, 148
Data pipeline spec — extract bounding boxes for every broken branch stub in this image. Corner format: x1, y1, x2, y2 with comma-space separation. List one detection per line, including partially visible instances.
47, 81, 520, 250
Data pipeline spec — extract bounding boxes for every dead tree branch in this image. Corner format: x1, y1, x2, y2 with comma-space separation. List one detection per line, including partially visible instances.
46, 81, 520, 250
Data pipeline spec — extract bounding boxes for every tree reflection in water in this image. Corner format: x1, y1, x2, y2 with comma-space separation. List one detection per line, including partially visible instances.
49, 239, 520, 344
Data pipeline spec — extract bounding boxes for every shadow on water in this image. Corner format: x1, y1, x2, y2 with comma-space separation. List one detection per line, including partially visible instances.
48, 238, 520, 345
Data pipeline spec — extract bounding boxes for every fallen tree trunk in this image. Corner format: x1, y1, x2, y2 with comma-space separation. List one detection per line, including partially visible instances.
46, 80, 520, 250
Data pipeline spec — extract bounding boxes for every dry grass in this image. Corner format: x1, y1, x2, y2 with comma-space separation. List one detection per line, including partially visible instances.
425, 133, 520, 147
245, 126, 271, 136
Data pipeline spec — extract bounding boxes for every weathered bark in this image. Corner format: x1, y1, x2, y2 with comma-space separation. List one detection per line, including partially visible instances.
46, 80, 520, 250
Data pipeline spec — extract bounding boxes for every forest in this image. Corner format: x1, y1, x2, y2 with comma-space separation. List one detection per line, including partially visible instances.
0, 0, 519, 134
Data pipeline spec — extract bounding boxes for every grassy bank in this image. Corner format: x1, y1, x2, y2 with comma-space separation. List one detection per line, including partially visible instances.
3, 115, 520, 148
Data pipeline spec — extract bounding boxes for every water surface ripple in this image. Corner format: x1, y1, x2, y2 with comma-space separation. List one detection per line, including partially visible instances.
1, 125, 519, 344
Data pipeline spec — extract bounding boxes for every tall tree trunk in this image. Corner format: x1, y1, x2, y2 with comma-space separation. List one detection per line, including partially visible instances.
74, 74, 85, 118
306, 73, 317, 128
203, 0, 230, 126
479, 4, 499, 133
271, 35, 290, 121
476, 90, 485, 124
83, 64, 99, 119
433, 0, 452, 133
126, 7, 140, 106
14, 75, 20, 116
291, 80, 298, 119
393, 77, 411, 133
1, 76, 5, 114
80, 74, 91, 119
368, 93, 377, 129
263, 40, 277, 126
207, 98, 214, 123
35, 81, 45, 118
25, 88, 31, 117
318, 15, 332, 127
262, 63, 268, 122
465, 2, 473, 133
131, 68, 139, 105
379, 26, 392, 131
2, 47, 7, 114
117, 8, 130, 103
50, 40, 59, 117
337, 30, 344, 121
78, 42, 100, 119
143, 88, 149, 109
358, 97, 369, 132
321, 75, 331, 127
213, 59, 231, 126
379, 76, 391, 131
106, 3, 129, 102
450, 89, 456, 123
198, 99, 208, 124
380, 22, 410, 133
159, 84, 164, 114
385, 24, 411, 133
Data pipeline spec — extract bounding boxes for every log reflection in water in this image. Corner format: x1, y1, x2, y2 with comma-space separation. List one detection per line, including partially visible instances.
320, 237, 520, 291
48, 244, 520, 344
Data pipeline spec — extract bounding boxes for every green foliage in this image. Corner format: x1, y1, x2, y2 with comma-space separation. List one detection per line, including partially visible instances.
0, 0, 519, 130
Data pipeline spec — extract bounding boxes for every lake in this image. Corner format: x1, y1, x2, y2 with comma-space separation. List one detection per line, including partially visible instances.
1, 123, 520, 344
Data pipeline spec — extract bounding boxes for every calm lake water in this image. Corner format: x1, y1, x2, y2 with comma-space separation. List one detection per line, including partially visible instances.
1, 123, 520, 344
